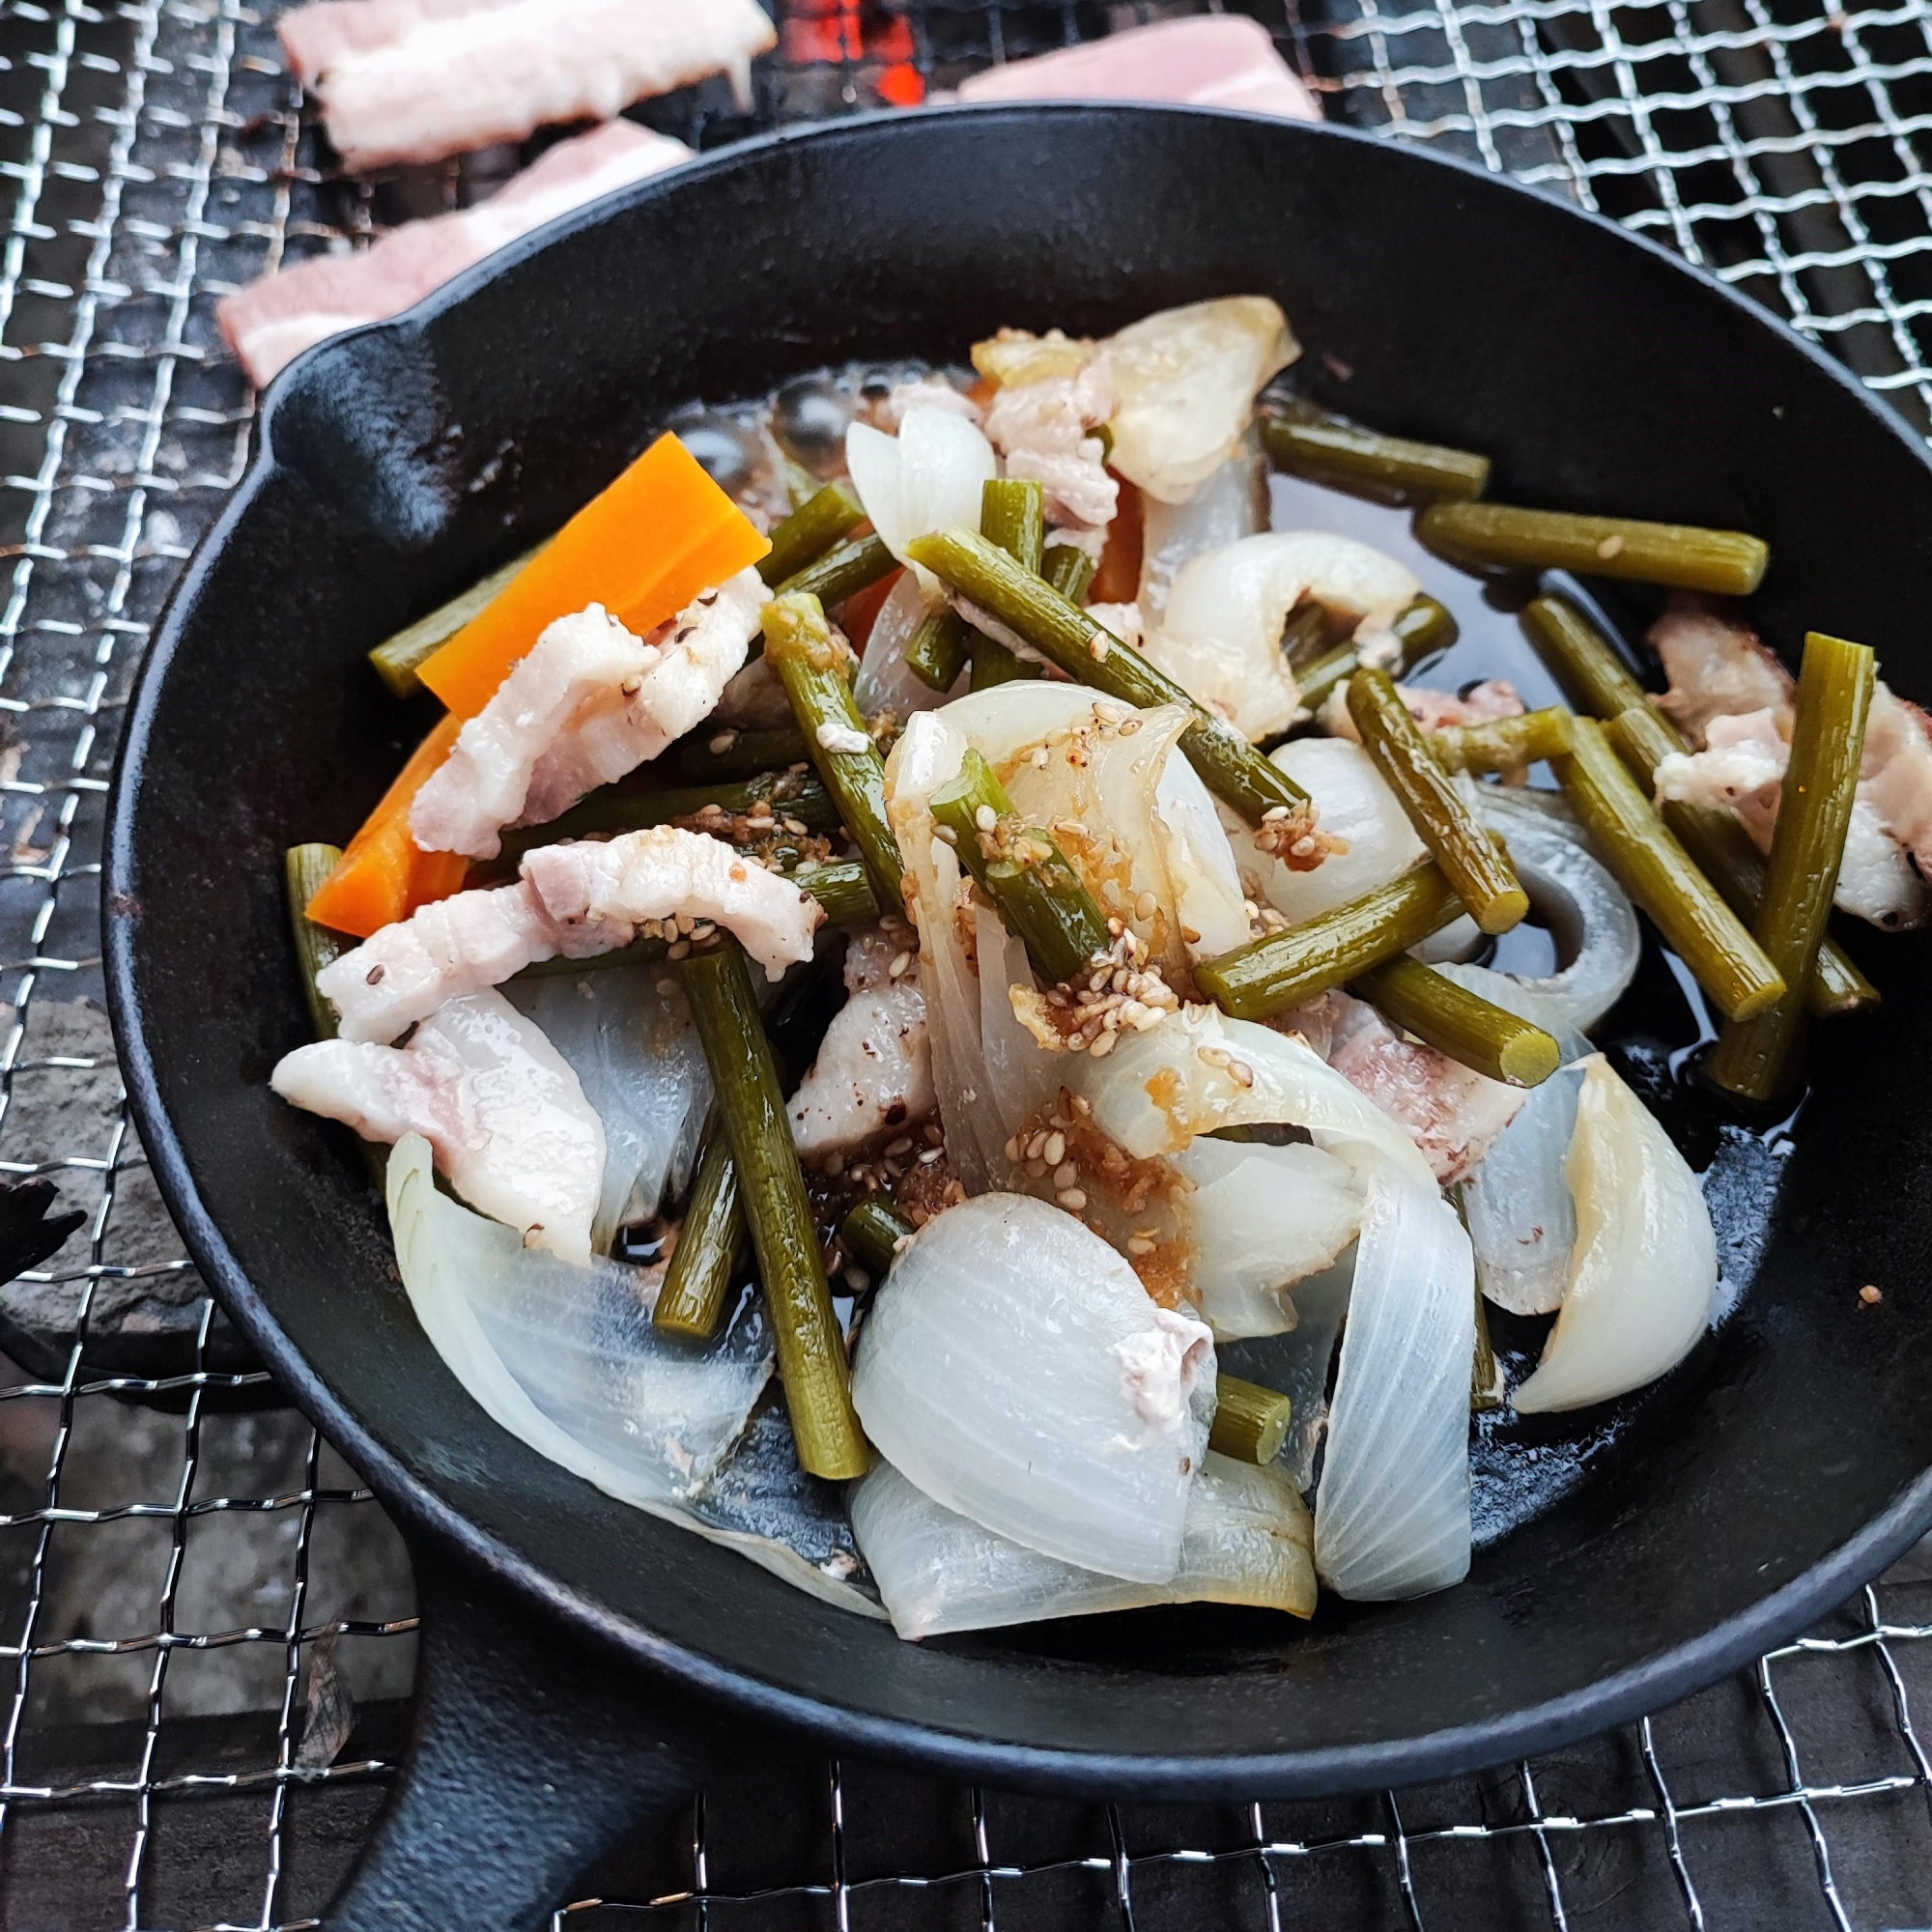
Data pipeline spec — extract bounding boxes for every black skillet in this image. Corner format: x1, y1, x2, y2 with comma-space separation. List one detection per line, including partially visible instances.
102, 106, 1932, 1930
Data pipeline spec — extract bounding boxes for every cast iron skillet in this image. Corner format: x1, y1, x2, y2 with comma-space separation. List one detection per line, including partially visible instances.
104, 106, 1932, 1930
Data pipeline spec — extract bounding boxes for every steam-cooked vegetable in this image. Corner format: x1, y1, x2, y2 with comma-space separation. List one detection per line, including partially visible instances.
676, 940, 868, 1482
1512, 1058, 1719, 1410
650, 1125, 743, 1341
758, 480, 867, 587
762, 590, 905, 903
1553, 717, 1785, 1022
845, 405, 997, 569
929, 748, 1110, 984
1707, 631, 1875, 1099
1195, 864, 1465, 1020
850, 1193, 1215, 1582
841, 1196, 913, 1277
1418, 501, 1770, 596
773, 531, 896, 607
1293, 594, 1459, 715
1352, 956, 1561, 1088
851, 1452, 1314, 1639
1428, 707, 1575, 777
1262, 398, 1490, 506
285, 844, 350, 1040
1208, 1378, 1295, 1464
971, 476, 1049, 687
369, 543, 544, 700
1347, 667, 1529, 935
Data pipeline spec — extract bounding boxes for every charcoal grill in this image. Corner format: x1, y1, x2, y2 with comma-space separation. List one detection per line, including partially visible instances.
2, 2, 1931, 1927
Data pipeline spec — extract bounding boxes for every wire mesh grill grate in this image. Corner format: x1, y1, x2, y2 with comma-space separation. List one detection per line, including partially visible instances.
0, 1, 1925, 1927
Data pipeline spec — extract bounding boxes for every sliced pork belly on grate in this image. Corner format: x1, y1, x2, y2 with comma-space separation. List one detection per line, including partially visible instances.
317, 827, 822, 1042
281, 0, 776, 171
271, 989, 606, 1265
217, 121, 690, 386
788, 926, 933, 1159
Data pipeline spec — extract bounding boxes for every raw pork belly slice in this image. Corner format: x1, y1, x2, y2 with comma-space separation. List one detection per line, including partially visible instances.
271, 989, 606, 1265
317, 827, 823, 1042
954, 14, 1320, 123
280, 0, 776, 171
217, 120, 690, 386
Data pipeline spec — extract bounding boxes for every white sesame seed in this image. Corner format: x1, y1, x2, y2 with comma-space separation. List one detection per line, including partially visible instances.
1263, 805, 1290, 822
1057, 1187, 1088, 1211
888, 950, 912, 980
1134, 891, 1158, 921
1043, 1132, 1066, 1166
1089, 1031, 1118, 1059
1228, 1060, 1255, 1088
1127, 1236, 1156, 1257
1053, 1160, 1078, 1189
974, 804, 998, 833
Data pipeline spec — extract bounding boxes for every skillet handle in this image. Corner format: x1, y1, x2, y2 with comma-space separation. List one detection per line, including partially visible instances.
329, 1541, 712, 1932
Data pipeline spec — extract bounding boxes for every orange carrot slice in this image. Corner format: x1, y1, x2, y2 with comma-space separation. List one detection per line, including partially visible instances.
306, 714, 470, 939
417, 434, 771, 719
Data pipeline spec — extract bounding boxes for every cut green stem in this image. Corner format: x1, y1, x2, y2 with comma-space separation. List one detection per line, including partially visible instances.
1707, 632, 1876, 1098
678, 724, 811, 784
971, 478, 1049, 689
1352, 955, 1560, 1086
1419, 502, 1769, 596
905, 609, 974, 693
758, 481, 867, 588
1553, 716, 1784, 1022
1194, 864, 1466, 1020
840, 1197, 914, 1277
1520, 593, 1652, 719
1208, 1376, 1294, 1463
675, 940, 868, 1480
906, 527, 1309, 823
652, 1125, 746, 1341
773, 532, 896, 609
368, 545, 544, 699
285, 844, 350, 1042
762, 591, 905, 907
928, 749, 1111, 984
1263, 402, 1489, 507
1293, 595, 1460, 717
1348, 667, 1529, 935
1427, 706, 1575, 776
1043, 542, 1097, 605
1606, 704, 1875, 1018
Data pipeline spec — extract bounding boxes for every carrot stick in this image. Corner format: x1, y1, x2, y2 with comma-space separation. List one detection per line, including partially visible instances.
305, 714, 470, 939
417, 433, 771, 719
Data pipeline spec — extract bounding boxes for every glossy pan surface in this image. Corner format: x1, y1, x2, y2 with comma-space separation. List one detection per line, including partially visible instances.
104, 106, 1932, 1796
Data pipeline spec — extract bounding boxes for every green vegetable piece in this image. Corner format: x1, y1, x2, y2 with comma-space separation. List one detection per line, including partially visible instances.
775, 532, 896, 609
1606, 705, 1876, 1019
1194, 864, 1467, 1020
1520, 593, 1651, 719
1208, 1376, 1294, 1463
677, 724, 811, 783
1292, 595, 1459, 717
841, 1196, 914, 1277
368, 545, 545, 700
1427, 706, 1576, 777
905, 610, 974, 693
494, 770, 838, 870
1707, 632, 1875, 1099
1352, 955, 1560, 1086
652, 1125, 746, 1341
929, 749, 1111, 985
758, 481, 867, 588
1553, 716, 1784, 1022
762, 591, 905, 906
1263, 401, 1489, 507
1043, 542, 1097, 605
1419, 502, 1769, 596
285, 844, 350, 1042
1471, 1276, 1503, 1412
1347, 667, 1529, 936
676, 940, 869, 1480
970, 478, 1049, 689
905, 528, 1309, 823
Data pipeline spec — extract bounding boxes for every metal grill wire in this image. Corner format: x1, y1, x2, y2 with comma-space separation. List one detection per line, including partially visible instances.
0, 0, 1922, 1927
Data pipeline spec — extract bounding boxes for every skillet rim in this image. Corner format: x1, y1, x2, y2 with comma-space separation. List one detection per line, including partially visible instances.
102, 100, 1932, 1796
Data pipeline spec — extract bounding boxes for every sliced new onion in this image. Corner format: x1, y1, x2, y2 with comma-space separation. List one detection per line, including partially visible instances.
508, 962, 710, 1254
845, 408, 996, 568
1450, 785, 1640, 1035
1512, 1056, 1718, 1412
1102, 297, 1295, 503
1147, 531, 1420, 743
851, 1452, 1314, 1639
1137, 433, 1266, 623
387, 1133, 770, 1506
1169, 1135, 1360, 1339
1244, 737, 1427, 925
1219, 1252, 1354, 1491
1313, 1156, 1474, 1601
854, 568, 959, 719
849, 1193, 1214, 1581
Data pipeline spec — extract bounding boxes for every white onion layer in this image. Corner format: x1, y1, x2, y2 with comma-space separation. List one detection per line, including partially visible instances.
845, 408, 996, 570
1247, 738, 1427, 925
1136, 434, 1266, 623
852, 1452, 1315, 1640
1313, 1157, 1475, 1601
386, 1134, 770, 1507
849, 1193, 1214, 1582
1512, 1056, 1719, 1412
